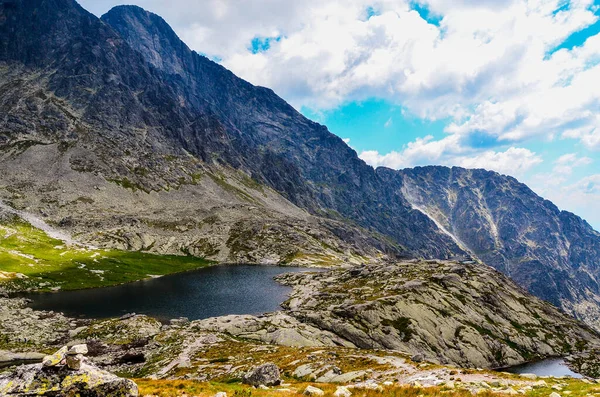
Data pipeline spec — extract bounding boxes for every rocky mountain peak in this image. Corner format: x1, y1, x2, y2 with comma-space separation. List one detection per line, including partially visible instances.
101, 5, 192, 77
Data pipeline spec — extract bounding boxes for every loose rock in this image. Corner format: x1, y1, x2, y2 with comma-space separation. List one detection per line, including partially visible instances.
0, 362, 138, 396
42, 346, 68, 367
304, 385, 325, 396
242, 363, 281, 387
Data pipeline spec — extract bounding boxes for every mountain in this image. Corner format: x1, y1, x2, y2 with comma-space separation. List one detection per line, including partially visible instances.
1, 0, 600, 331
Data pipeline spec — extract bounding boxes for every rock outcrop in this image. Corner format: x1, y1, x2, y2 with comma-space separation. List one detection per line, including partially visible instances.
398, 166, 600, 330
278, 261, 600, 369
0, 346, 138, 396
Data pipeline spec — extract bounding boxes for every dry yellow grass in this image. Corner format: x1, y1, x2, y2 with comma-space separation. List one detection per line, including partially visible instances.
135, 379, 501, 397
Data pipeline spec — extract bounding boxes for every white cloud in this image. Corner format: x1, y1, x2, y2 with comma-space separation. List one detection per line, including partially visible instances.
384, 117, 393, 128
530, 173, 600, 231
359, 138, 542, 177
342, 138, 351, 144
553, 153, 593, 175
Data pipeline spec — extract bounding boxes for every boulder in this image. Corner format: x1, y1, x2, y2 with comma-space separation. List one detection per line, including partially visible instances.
411, 353, 424, 363
304, 385, 325, 396
0, 362, 138, 396
521, 373, 537, 380
242, 363, 281, 387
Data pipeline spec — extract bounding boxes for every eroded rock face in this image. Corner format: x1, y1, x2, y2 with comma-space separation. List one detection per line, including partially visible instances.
278, 261, 600, 369
0, 362, 138, 396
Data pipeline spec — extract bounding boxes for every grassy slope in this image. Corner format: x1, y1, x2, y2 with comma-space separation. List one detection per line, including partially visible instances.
0, 220, 211, 292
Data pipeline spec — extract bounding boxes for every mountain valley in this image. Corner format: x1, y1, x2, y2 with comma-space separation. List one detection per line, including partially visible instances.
1, 0, 600, 396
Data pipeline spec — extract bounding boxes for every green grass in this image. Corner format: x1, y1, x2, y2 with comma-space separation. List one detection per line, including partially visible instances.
0, 221, 212, 292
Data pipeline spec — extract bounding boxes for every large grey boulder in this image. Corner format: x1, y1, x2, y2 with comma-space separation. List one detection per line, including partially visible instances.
0, 362, 138, 396
242, 363, 281, 387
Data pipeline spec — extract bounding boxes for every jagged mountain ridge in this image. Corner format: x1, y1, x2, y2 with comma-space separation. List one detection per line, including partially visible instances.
1, 0, 600, 331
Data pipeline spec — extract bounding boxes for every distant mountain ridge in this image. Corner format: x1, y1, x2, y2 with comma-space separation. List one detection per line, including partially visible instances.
1, 0, 600, 330
397, 166, 600, 329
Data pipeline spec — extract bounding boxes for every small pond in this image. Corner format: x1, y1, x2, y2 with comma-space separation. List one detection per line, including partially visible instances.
501, 358, 582, 378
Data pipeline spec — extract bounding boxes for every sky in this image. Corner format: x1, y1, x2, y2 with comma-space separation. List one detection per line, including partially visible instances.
80, 0, 600, 230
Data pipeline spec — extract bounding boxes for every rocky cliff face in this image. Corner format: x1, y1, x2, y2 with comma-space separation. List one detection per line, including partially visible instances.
397, 166, 600, 330
1, 0, 600, 333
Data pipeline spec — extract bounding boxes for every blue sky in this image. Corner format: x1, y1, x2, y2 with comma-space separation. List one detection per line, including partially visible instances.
82, 0, 600, 230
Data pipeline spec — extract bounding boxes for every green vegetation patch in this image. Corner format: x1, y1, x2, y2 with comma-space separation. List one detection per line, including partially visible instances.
0, 221, 212, 292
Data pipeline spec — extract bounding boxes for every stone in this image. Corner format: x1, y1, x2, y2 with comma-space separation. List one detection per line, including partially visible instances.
67, 344, 88, 355
242, 363, 281, 387
42, 346, 68, 367
170, 317, 190, 327
352, 380, 382, 391
533, 380, 548, 388
0, 362, 138, 396
550, 393, 561, 397
293, 364, 315, 378
521, 374, 538, 380
66, 354, 85, 370
334, 386, 352, 397
412, 354, 425, 362
304, 385, 325, 396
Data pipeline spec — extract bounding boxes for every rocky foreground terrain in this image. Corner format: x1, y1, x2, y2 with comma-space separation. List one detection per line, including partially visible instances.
2, 262, 600, 394
278, 261, 599, 369
2, 266, 600, 396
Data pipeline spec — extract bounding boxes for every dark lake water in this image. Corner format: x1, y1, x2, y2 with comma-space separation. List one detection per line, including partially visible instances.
502, 358, 582, 378
21, 265, 311, 321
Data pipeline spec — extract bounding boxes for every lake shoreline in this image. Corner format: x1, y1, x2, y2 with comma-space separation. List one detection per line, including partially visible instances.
17, 265, 316, 322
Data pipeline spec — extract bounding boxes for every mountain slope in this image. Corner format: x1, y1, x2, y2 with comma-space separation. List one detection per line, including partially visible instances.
97, 4, 464, 258
1, 0, 600, 333
0, 0, 461, 263
0, 0, 404, 265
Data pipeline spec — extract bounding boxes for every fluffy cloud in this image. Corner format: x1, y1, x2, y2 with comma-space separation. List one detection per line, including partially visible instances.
359, 139, 542, 176
553, 153, 593, 175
